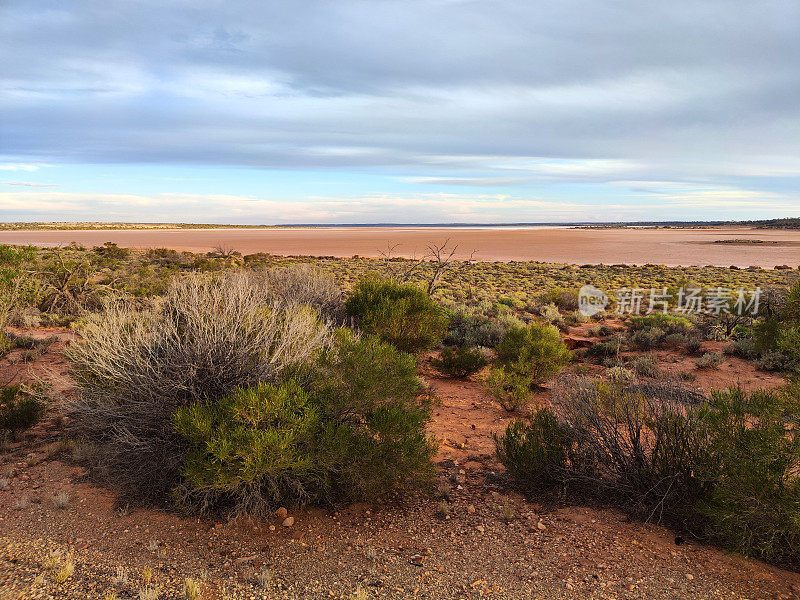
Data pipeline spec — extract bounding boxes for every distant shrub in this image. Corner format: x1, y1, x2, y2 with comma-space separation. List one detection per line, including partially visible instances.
537, 303, 561, 324
67, 273, 332, 502
346, 278, 447, 352
588, 324, 615, 337
695, 352, 724, 370
628, 313, 693, 334
485, 366, 532, 412
683, 335, 704, 354
630, 355, 660, 378
586, 336, 623, 361
495, 323, 572, 385
628, 327, 665, 350
431, 346, 488, 378
727, 335, 758, 359
606, 365, 635, 383
0, 385, 43, 439
444, 309, 507, 348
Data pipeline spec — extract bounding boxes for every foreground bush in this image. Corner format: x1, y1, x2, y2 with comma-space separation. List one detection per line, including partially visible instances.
174, 329, 435, 513
345, 277, 448, 352
495, 323, 572, 385
496, 377, 800, 569
0, 384, 43, 439
431, 345, 488, 378
67, 273, 332, 501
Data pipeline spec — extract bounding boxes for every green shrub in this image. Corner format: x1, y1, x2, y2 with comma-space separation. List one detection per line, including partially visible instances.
0, 385, 43, 439
697, 387, 800, 567
628, 327, 665, 350
444, 309, 507, 348
496, 378, 800, 569
494, 410, 578, 487
495, 323, 572, 385
586, 336, 622, 361
431, 346, 488, 378
628, 313, 693, 333
174, 329, 436, 513
346, 278, 448, 352
485, 366, 532, 412
67, 273, 332, 502
630, 355, 660, 378
695, 352, 724, 370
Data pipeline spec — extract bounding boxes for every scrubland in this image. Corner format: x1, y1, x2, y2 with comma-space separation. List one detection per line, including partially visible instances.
2, 242, 800, 599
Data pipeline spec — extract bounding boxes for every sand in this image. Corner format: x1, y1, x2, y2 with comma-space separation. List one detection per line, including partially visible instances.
2, 226, 799, 267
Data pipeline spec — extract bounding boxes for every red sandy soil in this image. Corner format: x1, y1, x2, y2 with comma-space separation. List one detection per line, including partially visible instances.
1, 328, 799, 599
1, 226, 800, 267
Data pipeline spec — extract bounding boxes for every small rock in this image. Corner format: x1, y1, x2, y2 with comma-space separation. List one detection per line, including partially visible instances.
536, 521, 547, 531
685, 574, 694, 581
275, 507, 288, 519
282, 516, 294, 527
466, 504, 475, 514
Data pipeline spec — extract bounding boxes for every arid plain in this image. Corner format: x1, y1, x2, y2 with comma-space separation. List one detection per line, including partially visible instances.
2, 226, 799, 267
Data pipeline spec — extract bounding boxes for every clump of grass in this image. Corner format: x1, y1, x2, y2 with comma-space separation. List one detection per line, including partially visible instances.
104, 590, 119, 600
52, 491, 70, 510
112, 566, 129, 587
141, 566, 153, 586
182, 577, 201, 600
48, 551, 75, 584
138, 586, 161, 600
630, 355, 660, 378
256, 567, 273, 589
501, 500, 515, 522
434, 500, 451, 519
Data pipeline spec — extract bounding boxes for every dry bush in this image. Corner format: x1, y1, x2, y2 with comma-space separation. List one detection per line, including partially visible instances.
251, 264, 343, 320
67, 272, 332, 502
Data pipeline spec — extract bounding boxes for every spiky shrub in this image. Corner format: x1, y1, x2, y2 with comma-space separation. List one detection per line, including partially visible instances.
173, 329, 436, 513
431, 346, 488, 378
67, 273, 332, 502
495, 323, 572, 385
345, 277, 448, 353
0, 385, 43, 439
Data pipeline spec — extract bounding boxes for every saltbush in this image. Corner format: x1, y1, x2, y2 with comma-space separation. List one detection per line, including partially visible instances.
346, 278, 448, 352
431, 346, 488, 378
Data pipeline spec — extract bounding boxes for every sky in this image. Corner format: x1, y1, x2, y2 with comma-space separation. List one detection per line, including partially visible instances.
1, 0, 799, 224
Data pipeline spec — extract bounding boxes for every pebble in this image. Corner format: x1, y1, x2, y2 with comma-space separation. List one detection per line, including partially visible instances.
282, 517, 295, 527
466, 504, 475, 514
275, 507, 288, 519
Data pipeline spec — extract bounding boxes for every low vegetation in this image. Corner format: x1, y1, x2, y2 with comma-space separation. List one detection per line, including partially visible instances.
496, 378, 800, 569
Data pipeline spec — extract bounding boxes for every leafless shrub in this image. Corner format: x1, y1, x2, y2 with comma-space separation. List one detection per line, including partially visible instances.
66, 272, 332, 502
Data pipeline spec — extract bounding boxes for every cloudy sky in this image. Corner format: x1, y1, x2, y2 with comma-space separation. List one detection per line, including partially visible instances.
1, 0, 798, 224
